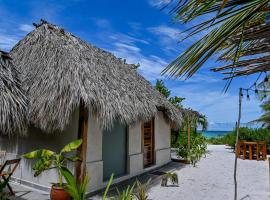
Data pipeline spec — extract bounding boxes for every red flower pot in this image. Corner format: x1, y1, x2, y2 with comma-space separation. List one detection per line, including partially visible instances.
50, 184, 71, 200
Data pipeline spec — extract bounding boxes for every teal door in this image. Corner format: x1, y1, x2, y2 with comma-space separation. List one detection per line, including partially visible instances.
102, 121, 127, 180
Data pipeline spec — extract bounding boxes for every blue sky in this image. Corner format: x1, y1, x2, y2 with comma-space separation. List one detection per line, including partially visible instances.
0, 0, 263, 130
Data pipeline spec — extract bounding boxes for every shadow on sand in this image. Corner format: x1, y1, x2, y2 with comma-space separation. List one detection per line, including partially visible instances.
87, 161, 187, 199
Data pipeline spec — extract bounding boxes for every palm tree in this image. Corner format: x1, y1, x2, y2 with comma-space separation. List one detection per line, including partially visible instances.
252, 101, 270, 128
162, 0, 268, 80
182, 109, 208, 149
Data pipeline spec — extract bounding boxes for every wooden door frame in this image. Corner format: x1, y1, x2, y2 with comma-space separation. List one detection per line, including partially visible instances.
76, 100, 89, 183
141, 118, 155, 168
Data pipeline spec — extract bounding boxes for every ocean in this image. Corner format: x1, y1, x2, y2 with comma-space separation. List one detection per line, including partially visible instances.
199, 130, 231, 138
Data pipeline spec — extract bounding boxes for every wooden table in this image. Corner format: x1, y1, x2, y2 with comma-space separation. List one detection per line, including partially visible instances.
237, 141, 267, 160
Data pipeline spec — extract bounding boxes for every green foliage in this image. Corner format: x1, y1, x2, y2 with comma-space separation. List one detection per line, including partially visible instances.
168, 96, 185, 108
102, 174, 114, 200
154, 79, 184, 109
61, 139, 83, 153
176, 132, 207, 166
23, 149, 55, 159
207, 127, 270, 153
23, 139, 82, 187
116, 184, 135, 200
0, 177, 10, 200
134, 179, 151, 200
161, 172, 178, 187
60, 166, 89, 200
188, 134, 207, 167
155, 79, 171, 99
101, 176, 151, 200
207, 133, 236, 147
162, 0, 268, 79
253, 100, 270, 129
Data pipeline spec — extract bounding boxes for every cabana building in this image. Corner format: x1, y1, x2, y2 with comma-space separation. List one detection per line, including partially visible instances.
1, 20, 182, 192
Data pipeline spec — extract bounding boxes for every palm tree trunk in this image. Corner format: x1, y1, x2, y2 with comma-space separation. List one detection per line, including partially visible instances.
187, 121, 191, 150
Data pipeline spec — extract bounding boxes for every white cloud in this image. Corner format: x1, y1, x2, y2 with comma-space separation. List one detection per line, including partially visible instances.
94, 18, 111, 28
19, 24, 34, 32
170, 84, 262, 125
128, 22, 142, 31
183, 73, 220, 84
108, 42, 166, 80
0, 34, 19, 50
148, 25, 179, 40
109, 33, 149, 45
148, 0, 171, 7
147, 25, 183, 53
114, 43, 141, 53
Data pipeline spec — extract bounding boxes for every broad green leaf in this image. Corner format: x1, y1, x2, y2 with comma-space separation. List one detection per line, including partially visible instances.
23, 149, 54, 159
60, 166, 89, 200
60, 166, 76, 187
61, 139, 82, 153
33, 158, 52, 177
64, 185, 80, 200
67, 156, 81, 162
102, 174, 114, 200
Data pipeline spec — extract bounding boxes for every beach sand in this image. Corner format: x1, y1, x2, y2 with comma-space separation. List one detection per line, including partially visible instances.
148, 145, 270, 200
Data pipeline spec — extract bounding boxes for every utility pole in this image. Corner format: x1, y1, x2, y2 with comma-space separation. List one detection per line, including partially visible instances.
234, 88, 242, 200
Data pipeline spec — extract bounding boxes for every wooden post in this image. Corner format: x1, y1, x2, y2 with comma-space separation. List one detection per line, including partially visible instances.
234, 88, 242, 200
76, 101, 89, 183
268, 157, 270, 192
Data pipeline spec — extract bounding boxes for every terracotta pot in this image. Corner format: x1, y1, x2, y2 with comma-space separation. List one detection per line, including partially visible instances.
50, 185, 71, 200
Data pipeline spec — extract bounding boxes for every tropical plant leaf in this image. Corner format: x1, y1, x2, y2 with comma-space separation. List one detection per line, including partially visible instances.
60, 166, 90, 200
23, 149, 55, 159
162, 0, 268, 80
61, 139, 82, 153
102, 174, 114, 200
33, 158, 52, 177
60, 166, 80, 199
67, 156, 81, 162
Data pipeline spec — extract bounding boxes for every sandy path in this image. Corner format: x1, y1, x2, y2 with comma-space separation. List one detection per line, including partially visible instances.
148, 145, 270, 200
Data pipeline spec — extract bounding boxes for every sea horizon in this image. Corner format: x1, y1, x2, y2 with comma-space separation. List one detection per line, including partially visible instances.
199, 130, 231, 138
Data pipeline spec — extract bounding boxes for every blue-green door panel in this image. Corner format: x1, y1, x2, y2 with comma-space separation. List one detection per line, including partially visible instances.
102, 121, 127, 180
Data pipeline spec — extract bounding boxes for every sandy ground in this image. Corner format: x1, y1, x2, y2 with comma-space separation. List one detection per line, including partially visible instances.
11, 145, 270, 200
148, 145, 270, 200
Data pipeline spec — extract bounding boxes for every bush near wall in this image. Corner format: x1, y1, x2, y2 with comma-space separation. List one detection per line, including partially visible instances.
174, 130, 207, 166
207, 127, 270, 153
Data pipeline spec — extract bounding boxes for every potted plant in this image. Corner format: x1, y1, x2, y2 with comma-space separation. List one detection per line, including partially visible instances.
60, 166, 89, 200
23, 139, 82, 200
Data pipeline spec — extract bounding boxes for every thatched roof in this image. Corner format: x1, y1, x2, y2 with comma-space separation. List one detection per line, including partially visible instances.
10, 20, 182, 133
0, 51, 27, 135
212, 23, 270, 79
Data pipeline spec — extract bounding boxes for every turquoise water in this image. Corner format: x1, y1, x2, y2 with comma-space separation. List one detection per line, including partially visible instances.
200, 131, 230, 138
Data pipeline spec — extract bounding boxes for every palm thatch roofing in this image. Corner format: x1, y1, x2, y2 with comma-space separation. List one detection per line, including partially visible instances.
0, 51, 27, 136
212, 23, 270, 79
10, 20, 182, 133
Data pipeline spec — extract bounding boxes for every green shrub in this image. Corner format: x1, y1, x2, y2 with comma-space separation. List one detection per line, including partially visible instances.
175, 131, 207, 166
207, 127, 270, 153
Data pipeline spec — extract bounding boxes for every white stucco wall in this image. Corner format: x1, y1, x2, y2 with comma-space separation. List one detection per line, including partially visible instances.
0, 109, 79, 191
85, 114, 103, 192
128, 122, 143, 175
154, 111, 171, 166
